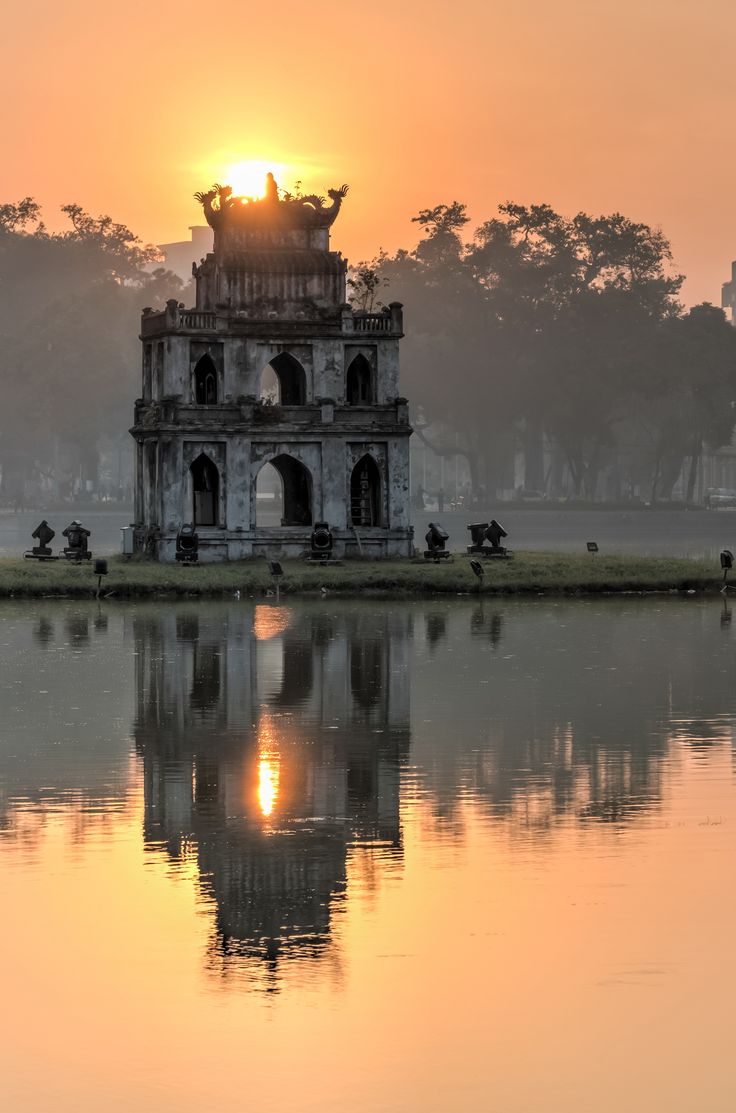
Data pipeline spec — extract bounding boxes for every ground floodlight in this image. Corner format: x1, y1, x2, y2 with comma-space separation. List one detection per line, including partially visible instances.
467, 523, 489, 552
62, 520, 91, 561
310, 522, 333, 557
175, 524, 199, 563
486, 520, 508, 550
25, 519, 56, 561
587, 541, 599, 553
424, 522, 450, 560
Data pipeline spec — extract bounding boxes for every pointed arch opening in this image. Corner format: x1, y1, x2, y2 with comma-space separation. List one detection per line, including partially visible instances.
350, 454, 382, 527
262, 352, 306, 405
256, 455, 312, 526
194, 354, 218, 405
190, 453, 219, 527
255, 462, 284, 527
346, 354, 373, 405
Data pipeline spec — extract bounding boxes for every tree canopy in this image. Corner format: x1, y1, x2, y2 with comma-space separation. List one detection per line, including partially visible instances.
0, 198, 184, 502
367, 200, 736, 501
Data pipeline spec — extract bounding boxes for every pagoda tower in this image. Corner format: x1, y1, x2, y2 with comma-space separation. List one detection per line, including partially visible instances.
130, 174, 412, 560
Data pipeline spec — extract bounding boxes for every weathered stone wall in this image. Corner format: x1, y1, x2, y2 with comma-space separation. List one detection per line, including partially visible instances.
132, 186, 412, 561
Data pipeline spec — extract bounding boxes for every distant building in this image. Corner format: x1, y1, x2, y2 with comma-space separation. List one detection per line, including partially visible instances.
157, 225, 213, 283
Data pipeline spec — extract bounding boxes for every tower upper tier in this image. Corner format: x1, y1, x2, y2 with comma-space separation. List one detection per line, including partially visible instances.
192, 174, 349, 316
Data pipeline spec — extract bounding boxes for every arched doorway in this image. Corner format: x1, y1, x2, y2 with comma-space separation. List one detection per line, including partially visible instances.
193, 354, 218, 404
350, 455, 382, 527
255, 462, 284, 527
257, 455, 312, 526
190, 453, 219, 526
346, 354, 373, 404
262, 352, 307, 405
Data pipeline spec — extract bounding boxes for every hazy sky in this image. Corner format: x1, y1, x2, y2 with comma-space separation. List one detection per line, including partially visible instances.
3, 0, 735, 303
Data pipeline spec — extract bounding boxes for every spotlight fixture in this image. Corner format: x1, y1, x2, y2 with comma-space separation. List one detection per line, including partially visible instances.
424, 522, 450, 561
175, 524, 199, 563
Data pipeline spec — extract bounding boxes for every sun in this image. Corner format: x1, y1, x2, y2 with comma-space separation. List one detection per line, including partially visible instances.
225, 159, 291, 199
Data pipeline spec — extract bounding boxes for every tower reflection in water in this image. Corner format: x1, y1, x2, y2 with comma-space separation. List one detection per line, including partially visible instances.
132, 603, 411, 986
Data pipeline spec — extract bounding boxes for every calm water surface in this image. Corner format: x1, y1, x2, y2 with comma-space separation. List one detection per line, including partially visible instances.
1, 597, 735, 1112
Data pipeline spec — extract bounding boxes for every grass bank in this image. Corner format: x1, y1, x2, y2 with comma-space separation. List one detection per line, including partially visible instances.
0, 552, 726, 599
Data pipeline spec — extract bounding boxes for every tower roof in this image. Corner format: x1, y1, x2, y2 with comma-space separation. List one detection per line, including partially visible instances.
195, 174, 349, 255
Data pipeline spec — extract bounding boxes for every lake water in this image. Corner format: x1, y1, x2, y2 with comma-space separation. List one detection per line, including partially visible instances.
1, 597, 735, 1112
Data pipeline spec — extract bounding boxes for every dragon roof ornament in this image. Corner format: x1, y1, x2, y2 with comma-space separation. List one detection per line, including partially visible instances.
195, 173, 349, 232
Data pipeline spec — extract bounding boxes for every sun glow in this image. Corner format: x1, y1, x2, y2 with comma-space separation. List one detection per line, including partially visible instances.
225, 159, 291, 199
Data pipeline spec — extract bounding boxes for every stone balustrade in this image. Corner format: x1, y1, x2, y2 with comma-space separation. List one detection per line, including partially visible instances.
141, 301, 404, 337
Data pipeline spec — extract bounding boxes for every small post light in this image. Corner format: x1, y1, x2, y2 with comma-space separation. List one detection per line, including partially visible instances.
268, 560, 284, 602
720, 549, 733, 593
175, 524, 199, 564
93, 558, 108, 599
470, 558, 484, 592
587, 541, 599, 554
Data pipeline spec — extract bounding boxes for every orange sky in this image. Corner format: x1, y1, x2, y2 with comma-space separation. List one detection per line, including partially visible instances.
3, 0, 735, 304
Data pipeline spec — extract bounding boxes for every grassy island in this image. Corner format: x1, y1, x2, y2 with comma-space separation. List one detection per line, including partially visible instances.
0, 552, 726, 600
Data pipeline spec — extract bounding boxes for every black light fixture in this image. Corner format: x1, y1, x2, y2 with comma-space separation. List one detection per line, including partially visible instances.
310, 522, 333, 559
175, 524, 199, 563
424, 522, 450, 561
25, 520, 57, 561
486, 520, 508, 551
62, 520, 92, 561
587, 541, 599, 554
467, 523, 489, 553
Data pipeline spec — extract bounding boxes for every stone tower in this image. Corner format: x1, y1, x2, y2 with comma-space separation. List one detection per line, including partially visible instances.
131, 175, 412, 561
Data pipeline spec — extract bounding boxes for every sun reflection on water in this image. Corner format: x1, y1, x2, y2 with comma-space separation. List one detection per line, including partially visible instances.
257, 755, 280, 818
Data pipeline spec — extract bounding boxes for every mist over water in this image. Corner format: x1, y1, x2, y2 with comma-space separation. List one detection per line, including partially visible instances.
1, 597, 735, 1112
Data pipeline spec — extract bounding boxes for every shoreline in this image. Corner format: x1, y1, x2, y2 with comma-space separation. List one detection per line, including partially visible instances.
0, 553, 727, 600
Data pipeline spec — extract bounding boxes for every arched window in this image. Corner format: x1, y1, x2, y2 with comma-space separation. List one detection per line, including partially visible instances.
265, 352, 306, 405
194, 354, 218, 405
254, 461, 283, 526
346, 354, 373, 404
190, 453, 219, 527
257, 455, 312, 526
350, 455, 382, 527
